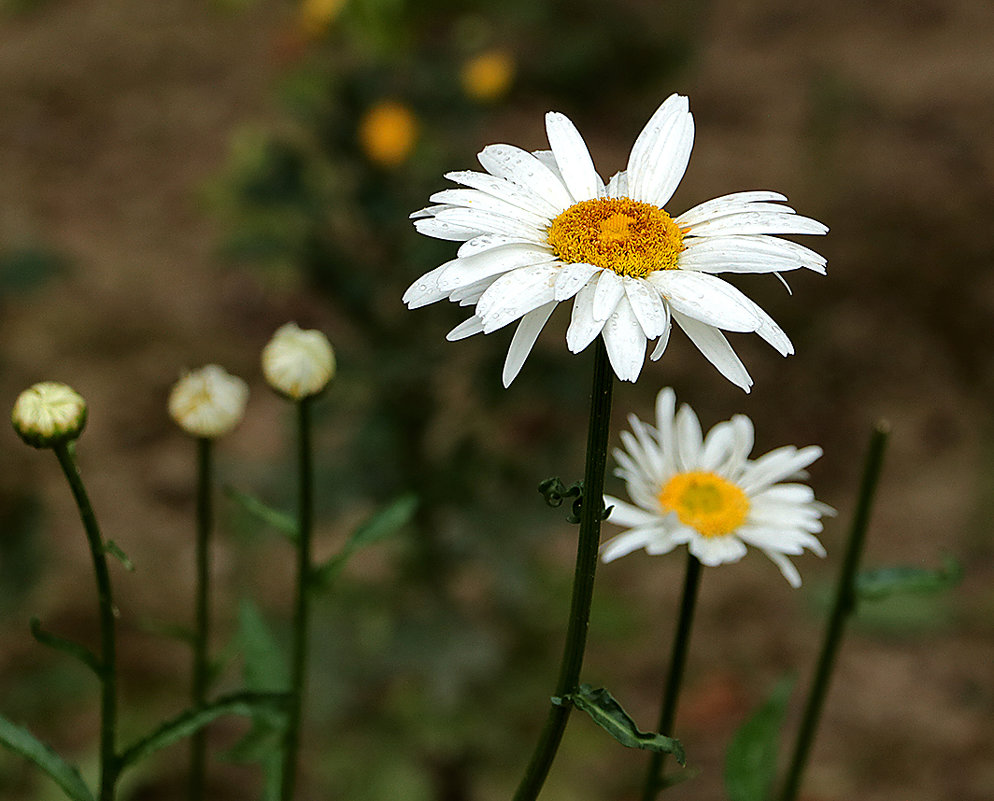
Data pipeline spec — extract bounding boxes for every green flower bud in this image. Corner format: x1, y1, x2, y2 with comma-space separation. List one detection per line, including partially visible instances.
11, 382, 88, 449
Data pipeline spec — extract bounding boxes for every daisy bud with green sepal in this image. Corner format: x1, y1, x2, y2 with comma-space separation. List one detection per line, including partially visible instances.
11, 381, 88, 449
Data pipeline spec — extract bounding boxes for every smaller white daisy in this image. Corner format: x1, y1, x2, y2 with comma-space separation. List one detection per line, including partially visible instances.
601, 388, 831, 587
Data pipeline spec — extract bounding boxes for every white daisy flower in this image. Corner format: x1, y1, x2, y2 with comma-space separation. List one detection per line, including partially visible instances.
403, 93, 827, 389
601, 388, 830, 587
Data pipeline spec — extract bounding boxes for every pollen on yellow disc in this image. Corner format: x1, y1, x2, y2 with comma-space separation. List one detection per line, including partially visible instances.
358, 101, 418, 168
461, 50, 515, 102
546, 197, 685, 279
658, 471, 750, 538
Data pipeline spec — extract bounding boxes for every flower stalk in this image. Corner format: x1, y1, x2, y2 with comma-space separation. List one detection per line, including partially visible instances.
640, 553, 703, 801
280, 397, 315, 801
52, 442, 120, 801
512, 339, 614, 801
778, 422, 890, 801
189, 436, 213, 801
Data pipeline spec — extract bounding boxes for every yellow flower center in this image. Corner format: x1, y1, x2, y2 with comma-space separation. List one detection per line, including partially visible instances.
658, 471, 750, 538
546, 197, 685, 279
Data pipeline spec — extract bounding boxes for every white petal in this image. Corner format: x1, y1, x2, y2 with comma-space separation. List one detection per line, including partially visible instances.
685, 210, 828, 238
545, 111, 601, 202
566, 277, 608, 353
430, 188, 551, 228
603, 495, 661, 527
763, 550, 803, 587
444, 169, 562, 217
476, 263, 558, 333
740, 446, 823, 493
679, 234, 827, 275
601, 299, 647, 382
413, 216, 482, 241
649, 306, 673, 360
674, 191, 789, 228
403, 262, 453, 308
502, 301, 557, 387
446, 316, 485, 341
627, 94, 694, 208
435, 207, 546, 242
601, 525, 675, 563
671, 310, 753, 392
649, 271, 762, 332
699, 421, 737, 471
437, 245, 558, 292
623, 276, 669, 339
592, 269, 625, 322
654, 387, 677, 464
605, 170, 629, 198
674, 402, 704, 470
477, 144, 574, 211
689, 534, 748, 566
458, 233, 532, 257
554, 262, 600, 301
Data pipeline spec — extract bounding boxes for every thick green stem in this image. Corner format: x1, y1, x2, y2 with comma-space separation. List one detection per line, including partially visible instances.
641, 554, 702, 801
512, 340, 614, 801
53, 443, 119, 801
190, 437, 212, 801
281, 398, 314, 801
778, 422, 890, 801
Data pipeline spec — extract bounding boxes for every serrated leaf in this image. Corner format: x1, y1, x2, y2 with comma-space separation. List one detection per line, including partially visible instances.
103, 540, 134, 571
0, 714, 96, 801
225, 486, 298, 542
312, 494, 416, 588
856, 555, 962, 602
568, 685, 686, 764
237, 599, 289, 692
725, 677, 795, 801
118, 691, 287, 771
30, 617, 101, 676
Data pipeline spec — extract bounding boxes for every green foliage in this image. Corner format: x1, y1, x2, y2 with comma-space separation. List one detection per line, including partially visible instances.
564, 685, 686, 764
102, 540, 134, 572
0, 246, 66, 294
29, 618, 101, 677
118, 692, 287, 771
312, 493, 417, 587
0, 714, 95, 801
725, 677, 795, 801
856, 555, 962, 602
225, 485, 299, 542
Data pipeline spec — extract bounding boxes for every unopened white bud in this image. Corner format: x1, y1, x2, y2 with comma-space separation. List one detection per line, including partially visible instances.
169, 365, 249, 439
12, 382, 88, 449
261, 323, 335, 400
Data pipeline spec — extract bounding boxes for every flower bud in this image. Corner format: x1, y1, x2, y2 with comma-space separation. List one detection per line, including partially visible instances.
357, 101, 418, 168
262, 323, 335, 400
169, 365, 249, 439
12, 382, 88, 449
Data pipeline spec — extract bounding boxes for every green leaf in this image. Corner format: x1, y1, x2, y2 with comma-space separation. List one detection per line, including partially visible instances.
0, 714, 96, 801
103, 540, 134, 571
237, 599, 289, 692
856, 555, 962, 602
311, 494, 417, 588
224, 486, 298, 542
566, 685, 686, 765
725, 677, 795, 801
29, 617, 101, 676
118, 691, 287, 771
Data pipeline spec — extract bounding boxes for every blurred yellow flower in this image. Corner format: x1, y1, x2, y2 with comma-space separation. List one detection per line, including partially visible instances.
358, 101, 418, 168
461, 50, 515, 102
299, 0, 347, 38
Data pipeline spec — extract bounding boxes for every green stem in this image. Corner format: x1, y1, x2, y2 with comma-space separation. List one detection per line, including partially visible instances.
512, 339, 614, 801
778, 421, 890, 801
190, 437, 212, 801
281, 398, 314, 801
53, 443, 119, 801
641, 553, 702, 801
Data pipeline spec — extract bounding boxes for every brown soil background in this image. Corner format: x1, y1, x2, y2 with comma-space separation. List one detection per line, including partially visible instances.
1, 1, 992, 800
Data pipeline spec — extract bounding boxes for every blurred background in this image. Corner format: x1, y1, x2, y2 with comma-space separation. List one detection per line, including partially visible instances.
1, 0, 992, 799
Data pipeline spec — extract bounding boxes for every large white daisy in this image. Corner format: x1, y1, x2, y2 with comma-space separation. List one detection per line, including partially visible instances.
601, 388, 830, 587
403, 93, 828, 389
